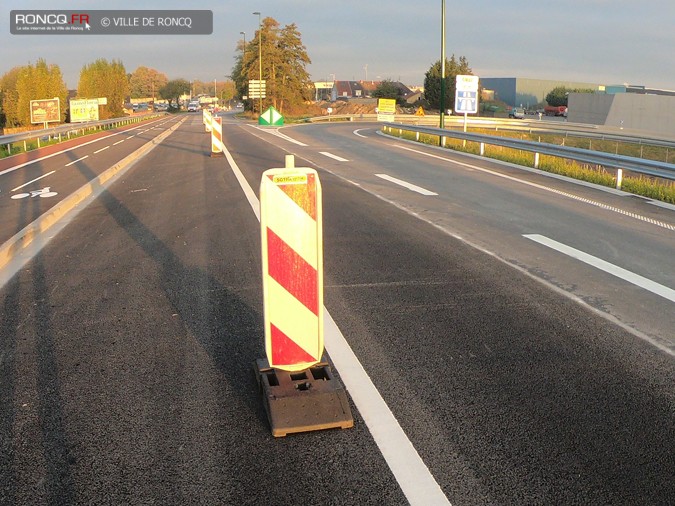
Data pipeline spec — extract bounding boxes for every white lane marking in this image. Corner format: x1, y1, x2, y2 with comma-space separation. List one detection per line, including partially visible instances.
0, 118, 167, 177
320, 151, 349, 162
524, 234, 675, 303
113, 139, 125, 145
394, 144, 675, 231
375, 173, 438, 196
222, 143, 450, 506
11, 171, 56, 191
127, 135, 135, 139
93, 146, 110, 154
250, 126, 308, 146
310, 161, 675, 357
353, 129, 369, 138
65, 155, 89, 167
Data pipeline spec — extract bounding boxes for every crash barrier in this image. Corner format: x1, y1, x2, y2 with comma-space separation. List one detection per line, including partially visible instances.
0, 113, 166, 155
382, 122, 675, 187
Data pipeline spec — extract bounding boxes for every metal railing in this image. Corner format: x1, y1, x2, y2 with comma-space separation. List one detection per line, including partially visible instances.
0, 112, 165, 155
382, 122, 675, 183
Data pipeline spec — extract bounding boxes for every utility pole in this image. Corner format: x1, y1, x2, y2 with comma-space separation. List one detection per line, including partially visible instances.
440, 0, 446, 129
253, 11, 262, 114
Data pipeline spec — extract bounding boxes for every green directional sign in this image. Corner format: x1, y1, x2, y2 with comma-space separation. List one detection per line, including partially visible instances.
259, 106, 284, 126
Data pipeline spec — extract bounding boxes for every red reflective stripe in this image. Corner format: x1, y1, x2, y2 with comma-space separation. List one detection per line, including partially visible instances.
270, 323, 316, 364
266, 228, 318, 315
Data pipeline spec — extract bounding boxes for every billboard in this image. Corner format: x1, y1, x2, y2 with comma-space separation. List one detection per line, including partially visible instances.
377, 98, 396, 122
70, 98, 100, 122
30, 98, 61, 124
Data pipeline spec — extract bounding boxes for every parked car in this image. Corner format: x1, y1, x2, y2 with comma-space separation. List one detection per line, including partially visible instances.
509, 107, 525, 119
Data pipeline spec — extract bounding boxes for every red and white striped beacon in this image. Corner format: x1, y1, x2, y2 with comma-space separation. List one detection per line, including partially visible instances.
203, 109, 212, 133
260, 156, 323, 372
210, 116, 224, 157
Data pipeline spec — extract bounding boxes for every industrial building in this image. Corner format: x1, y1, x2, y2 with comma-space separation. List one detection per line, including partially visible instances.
480, 77, 599, 108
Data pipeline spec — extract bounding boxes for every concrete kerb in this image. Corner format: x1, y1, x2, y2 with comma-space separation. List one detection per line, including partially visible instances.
0, 117, 187, 271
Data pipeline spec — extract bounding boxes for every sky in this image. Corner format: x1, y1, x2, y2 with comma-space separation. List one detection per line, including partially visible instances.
3, 0, 675, 91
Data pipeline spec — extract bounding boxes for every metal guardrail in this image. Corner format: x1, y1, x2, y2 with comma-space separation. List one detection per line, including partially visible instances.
0, 112, 165, 154
382, 122, 675, 182
308, 112, 675, 149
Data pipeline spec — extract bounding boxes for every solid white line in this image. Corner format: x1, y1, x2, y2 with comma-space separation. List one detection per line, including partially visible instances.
0, 118, 165, 177
524, 234, 675, 303
393, 144, 675, 231
375, 173, 438, 196
113, 140, 125, 145
93, 146, 110, 154
245, 124, 309, 146
65, 155, 89, 167
11, 171, 56, 191
353, 129, 369, 138
222, 143, 450, 506
320, 151, 349, 162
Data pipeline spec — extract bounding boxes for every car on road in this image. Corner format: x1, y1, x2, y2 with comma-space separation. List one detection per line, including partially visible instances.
509, 107, 525, 119
187, 102, 199, 112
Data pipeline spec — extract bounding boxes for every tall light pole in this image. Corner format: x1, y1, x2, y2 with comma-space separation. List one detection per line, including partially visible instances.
440, 0, 446, 129
253, 11, 262, 114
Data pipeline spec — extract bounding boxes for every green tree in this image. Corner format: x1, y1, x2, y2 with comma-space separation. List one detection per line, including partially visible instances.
129, 66, 168, 100
424, 55, 472, 112
545, 86, 569, 107
14, 59, 68, 126
218, 81, 236, 104
0, 67, 22, 128
546, 86, 595, 106
232, 17, 312, 114
372, 79, 404, 101
78, 59, 129, 119
159, 79, 190, 108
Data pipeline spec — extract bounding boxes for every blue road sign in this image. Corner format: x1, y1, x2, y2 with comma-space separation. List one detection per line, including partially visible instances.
455, 90, 477, 114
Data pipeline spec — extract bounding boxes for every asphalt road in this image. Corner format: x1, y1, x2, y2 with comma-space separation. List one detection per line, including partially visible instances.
0, 113, 673, 505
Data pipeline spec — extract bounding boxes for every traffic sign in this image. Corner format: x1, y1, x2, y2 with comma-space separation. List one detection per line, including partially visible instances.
248, 79, 266, 99
454, 90, 478, 114
259, 106, 284, 126
456, 74, 479, 92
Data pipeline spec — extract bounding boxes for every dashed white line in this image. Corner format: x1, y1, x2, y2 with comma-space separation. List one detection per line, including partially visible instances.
113, 140, 125, 145
375, 173, 438, 196
320, 151, 349, 162
65, 155, 89, 167
93, 146, 110, 154
11, 171, 56, 191
524, 234, 675, 303
393, 144, 675, 231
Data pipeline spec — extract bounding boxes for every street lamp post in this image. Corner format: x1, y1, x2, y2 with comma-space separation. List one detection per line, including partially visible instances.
253, 11, 262, 115
440, 0, 446, 129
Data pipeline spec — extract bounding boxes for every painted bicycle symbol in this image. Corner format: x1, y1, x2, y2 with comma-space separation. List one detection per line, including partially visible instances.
11, 187, 58, 199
